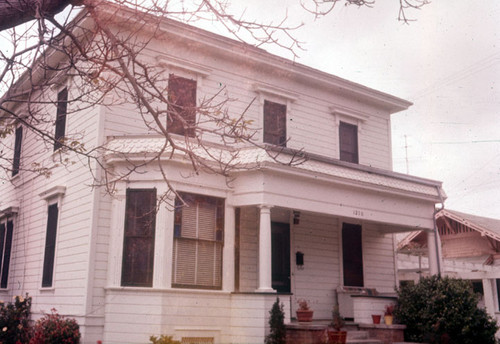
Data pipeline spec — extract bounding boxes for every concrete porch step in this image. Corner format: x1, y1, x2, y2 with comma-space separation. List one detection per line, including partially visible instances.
347, 340, 383, 344
347, 330, 369, 339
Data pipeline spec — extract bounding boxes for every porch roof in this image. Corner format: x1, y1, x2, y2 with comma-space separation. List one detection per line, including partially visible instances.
105, 135, 444, 202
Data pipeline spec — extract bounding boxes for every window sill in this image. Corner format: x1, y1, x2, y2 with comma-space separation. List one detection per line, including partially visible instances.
40, 287, 55, 293
105, 286, 231, 295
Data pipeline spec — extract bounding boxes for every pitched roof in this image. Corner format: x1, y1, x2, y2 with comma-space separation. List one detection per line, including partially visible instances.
105, 135, 443, 201
437, 209, 500, 241
398, 209, 500, 250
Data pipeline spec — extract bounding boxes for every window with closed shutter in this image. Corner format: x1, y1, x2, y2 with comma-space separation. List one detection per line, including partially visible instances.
339, 121, 358, 163
0, 219, 13, 289
12, 126, 22, 177
42, 203, 59, 287
263, 100, 287, 146
121, 189, 156, 287
172, 193, 224, 289
54, 87, 68, 151
168, 74, 197, 137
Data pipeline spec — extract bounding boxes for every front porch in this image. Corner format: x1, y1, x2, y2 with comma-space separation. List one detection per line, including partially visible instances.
234, 204, 438, 320
285, 320, 406, 344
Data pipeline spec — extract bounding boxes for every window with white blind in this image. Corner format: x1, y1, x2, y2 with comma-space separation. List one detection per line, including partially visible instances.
172, 193, 224, 289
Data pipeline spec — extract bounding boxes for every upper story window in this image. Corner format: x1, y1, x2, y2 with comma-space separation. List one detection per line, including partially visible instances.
263, 100, 287, 147
167, 74, 197, 137
54, 87, 68, 151
0, 218, 14, 289
12, 126, 23, 177
339, 121, 359, 164
121, 188, 156, 287
172, 192, 224, 289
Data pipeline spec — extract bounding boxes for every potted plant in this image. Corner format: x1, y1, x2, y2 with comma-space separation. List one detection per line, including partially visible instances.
371, 314, 381, 324
384, 305, 394, 325
327, 305, 346, 344
296, 299, 313, 322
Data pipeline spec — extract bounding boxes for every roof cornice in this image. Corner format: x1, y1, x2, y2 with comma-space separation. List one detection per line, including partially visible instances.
96, 4, 412, 113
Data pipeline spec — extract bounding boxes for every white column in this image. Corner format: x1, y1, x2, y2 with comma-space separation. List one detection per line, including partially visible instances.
427, 230, 439, 275
223, 205, 235, 292
482, 279, 497, 318
154, 186, 170, 288
257, 205, 275, 292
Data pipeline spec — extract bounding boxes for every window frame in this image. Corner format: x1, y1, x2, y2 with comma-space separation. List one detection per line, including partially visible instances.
41, 201, 59, 288
39, 186, 65, 289
339, 121, 359, 164
172, 192, 224, 290
12, 125, 23, 177
121, 188, 157, 287
54, 87, 68, 151
167, 74, 197, 137
0, 218, 14, 289
263, 100, 287, 147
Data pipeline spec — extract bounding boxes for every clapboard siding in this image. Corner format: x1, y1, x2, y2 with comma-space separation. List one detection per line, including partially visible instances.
292, 212, 339, 319
238, 207, 259, 292
102, 36, 394, 170
103, 289, 233, 344
0, 83, 102, 320
363, 224, 397, 292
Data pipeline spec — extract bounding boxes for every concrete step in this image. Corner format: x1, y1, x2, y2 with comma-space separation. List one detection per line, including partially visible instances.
347, 339, 383, 344
347, 330, 369, 339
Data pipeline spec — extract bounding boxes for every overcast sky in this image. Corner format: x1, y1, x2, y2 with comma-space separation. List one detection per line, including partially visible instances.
2, 1, 498, 218
225, 0, 500, 219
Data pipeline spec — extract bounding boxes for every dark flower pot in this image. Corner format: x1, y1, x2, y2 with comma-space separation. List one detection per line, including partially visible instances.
296, 309, 313, 322
372, 314, 381, 324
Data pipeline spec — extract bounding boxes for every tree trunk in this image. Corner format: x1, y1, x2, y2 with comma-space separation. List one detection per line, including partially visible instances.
0, 0, 74, 31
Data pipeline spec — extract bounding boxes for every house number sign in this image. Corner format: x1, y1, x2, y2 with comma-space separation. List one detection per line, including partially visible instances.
353, 209, 364, 217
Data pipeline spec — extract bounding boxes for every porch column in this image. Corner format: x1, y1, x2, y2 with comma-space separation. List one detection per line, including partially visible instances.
427, 230, 440, 275
257, 205, 275, 292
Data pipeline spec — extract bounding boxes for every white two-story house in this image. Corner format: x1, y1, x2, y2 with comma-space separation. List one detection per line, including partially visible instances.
0, 4, 445, 344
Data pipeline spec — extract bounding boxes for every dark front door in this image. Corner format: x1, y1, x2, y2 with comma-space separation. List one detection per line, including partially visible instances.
342, 223, 364, 287
272, 222, 291, 293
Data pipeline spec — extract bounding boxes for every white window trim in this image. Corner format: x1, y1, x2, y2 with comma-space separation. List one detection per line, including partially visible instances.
254, 84, 298, 146
339, 219, 365, 288
0, 214, 16, 290
331, 105, 368, 163
52, 86, 69, 154
39, 185, 65, 290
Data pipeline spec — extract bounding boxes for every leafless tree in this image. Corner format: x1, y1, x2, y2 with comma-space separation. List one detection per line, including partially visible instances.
302, 0, 430, 22
0, 0, 428, 202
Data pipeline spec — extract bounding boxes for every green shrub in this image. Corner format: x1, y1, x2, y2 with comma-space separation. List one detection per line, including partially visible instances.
29, 309, 80, 344
395, 276, 498, 344
0, 294, 32, 344
149, 335, 181, 344
265, 297, 286, 344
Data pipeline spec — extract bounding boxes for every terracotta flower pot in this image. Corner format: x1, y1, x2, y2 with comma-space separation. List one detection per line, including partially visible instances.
372, 314, 381, 324
327, 330, 347, 344
296, 309, 314, 322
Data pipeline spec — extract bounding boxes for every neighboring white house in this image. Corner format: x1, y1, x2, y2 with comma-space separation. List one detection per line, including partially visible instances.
0, 4, 445, 344
398, 209, 500, 326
